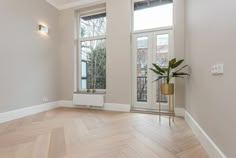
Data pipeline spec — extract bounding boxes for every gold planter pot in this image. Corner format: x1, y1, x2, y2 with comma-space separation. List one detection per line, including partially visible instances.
161, 83, 174, 95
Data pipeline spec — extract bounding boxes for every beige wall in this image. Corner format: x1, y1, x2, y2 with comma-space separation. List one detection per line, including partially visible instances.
185, 0, 236, 157
58, 10, 75, 100
0, 0, 60, 113
105, 0, 131, 104
58, 0, 186, 108
174, 0, 185, 108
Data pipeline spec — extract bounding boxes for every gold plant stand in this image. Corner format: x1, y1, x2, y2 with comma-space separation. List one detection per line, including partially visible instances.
158, 81, 175, 127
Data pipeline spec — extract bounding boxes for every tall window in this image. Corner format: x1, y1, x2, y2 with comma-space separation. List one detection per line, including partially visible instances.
79, 12, 106, 91
133, 0, 173, 31
132, 0, 173, 108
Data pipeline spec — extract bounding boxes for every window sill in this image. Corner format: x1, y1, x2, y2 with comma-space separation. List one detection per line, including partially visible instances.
74, 91, 106, 95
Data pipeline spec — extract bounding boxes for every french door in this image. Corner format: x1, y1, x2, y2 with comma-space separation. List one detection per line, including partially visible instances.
132, 30, 174, 110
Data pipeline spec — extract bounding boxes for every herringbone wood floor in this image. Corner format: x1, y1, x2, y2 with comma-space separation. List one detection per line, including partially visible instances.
0, 108, 209, 158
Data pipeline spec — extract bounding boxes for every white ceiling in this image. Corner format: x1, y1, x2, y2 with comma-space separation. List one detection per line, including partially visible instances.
46, 0, 102, 10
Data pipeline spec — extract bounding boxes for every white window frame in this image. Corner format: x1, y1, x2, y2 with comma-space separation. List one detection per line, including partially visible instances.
131, 0, 176, 109
131, 0, 175, 34
76, 8, 107, 93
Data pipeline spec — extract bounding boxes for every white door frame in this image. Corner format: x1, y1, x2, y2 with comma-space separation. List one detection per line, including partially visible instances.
132, 29, 174, 110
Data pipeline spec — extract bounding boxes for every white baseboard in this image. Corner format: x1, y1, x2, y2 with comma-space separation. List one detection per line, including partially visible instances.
156, 105, 185, 117
59, 101, 131, 112
104, 103, 131, 112
58, 100, 73, 107
0, 101, 131, 124
185, 111, 227, 158
58, 100, 182, 114
0, 101, 59, 124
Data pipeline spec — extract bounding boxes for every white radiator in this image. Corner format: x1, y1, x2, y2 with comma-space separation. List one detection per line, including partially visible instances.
73, 93, 105, 107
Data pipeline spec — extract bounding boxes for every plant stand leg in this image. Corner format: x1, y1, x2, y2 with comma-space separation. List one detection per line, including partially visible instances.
169, 116, 171, 127
172, 95, 175, 123
169, 95, 171, 127
159, 103, 161, 123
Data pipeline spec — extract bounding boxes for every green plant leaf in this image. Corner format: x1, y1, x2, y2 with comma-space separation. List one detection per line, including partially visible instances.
153, 76, 167, 82
169, 58, 177, 68
162, 68, 169, 72
152, 64, 165, 73
173, 76, 184, 78
170, 58, 176, 64
172, 72, 190, 76
175, 65, 188, 73
171, 59, 184, 69
150, 68, 163, 75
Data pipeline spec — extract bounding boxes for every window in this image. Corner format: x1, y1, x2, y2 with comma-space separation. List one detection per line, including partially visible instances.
79, 12, 106, 91
133, 0, 173, 31
132, 0, 174, 109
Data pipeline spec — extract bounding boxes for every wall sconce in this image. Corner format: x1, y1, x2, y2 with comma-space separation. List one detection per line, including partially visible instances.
39, 25, 48, 34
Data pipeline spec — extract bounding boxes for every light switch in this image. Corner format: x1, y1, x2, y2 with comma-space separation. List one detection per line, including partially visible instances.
211, 65, 216, 74
211, 64, 224, 75
217, 64, 224, 74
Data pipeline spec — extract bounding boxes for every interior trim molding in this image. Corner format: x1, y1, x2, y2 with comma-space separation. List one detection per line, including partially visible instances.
58, 100, 74, 107
0, 101, 183, 124
185, 111, 227, 158
45, 0, 59, 9
46, 0, 105, 10
0, 102, 59, 124
59, 100, 131, 112
131, 107, 185, 117
59, 100, 183, 114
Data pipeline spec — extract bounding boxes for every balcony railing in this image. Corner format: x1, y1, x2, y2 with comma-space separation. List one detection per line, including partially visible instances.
137, 76, 147, 102
137, 76, 168, 103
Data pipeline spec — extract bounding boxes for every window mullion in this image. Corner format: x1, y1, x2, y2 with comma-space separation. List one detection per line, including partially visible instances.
80, 35, 106, 42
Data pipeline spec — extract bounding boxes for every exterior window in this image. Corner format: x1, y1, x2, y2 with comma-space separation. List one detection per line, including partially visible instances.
79, 12, 106, 91
136, 37, 148, 102
133, 0, 173, 31
132, 0, 174, 109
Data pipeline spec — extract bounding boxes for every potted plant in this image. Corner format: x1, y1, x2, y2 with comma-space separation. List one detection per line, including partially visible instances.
150, 58, 189, 95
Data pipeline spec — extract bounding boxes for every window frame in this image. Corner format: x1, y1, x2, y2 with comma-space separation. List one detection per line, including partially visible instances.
131, 0, 175, 109
77, 8, 107, 93
131, 0, 174, 34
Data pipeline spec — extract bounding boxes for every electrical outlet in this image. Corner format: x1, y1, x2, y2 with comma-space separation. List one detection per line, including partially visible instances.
217, 64, 224, 74
211, 65, 217, 74
43, 97, 49, 102
211, 64, 224, 75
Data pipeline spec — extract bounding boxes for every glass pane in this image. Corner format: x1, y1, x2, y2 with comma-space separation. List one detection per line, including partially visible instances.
156, 34, 169, 103
156, 34, 169, 67
134, 3, 173, 31
137, 37, 148, 102
81, 79, 87, 89
80, 13, 106, 38
81, 39, 106, 90
81, 61, 87, 78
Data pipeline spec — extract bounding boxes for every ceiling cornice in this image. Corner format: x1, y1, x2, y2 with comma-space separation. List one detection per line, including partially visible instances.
46, 0, 60, 9
46, 0, 105, 10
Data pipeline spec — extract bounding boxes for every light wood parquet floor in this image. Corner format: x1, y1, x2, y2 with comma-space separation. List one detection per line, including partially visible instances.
0, 108, 209, 158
